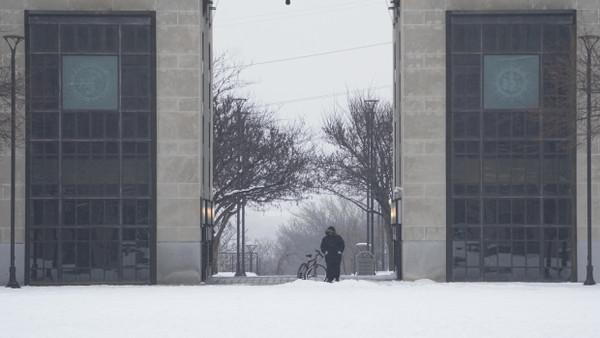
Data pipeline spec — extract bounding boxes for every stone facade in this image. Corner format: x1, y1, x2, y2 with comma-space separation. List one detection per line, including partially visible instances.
394, 0, 600, 282
0, 0, 213, 285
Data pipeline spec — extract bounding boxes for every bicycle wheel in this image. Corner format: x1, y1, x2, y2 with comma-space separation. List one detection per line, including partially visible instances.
305, 264, 327, 281
296, 263, 309, 279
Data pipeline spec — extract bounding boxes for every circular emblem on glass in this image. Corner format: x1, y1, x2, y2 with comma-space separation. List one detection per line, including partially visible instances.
494, 66, 529, 101
69, 61, 111, 103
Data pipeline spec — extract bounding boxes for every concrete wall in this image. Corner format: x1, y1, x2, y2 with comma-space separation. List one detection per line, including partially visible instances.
395, 0, 600, 281
0, 0, 211, 285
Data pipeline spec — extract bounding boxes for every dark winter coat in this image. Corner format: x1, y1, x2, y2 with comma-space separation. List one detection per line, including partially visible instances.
320, 230, 345, 258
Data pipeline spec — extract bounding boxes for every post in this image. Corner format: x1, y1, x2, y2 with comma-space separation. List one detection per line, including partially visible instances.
364, 99, 378, 256
247, 244, 257, 274
232, 98, 247, 277
4, 35, 24, 289
241, 203, 246, 274
391, 187, 402, 280
580, 35, 599, 286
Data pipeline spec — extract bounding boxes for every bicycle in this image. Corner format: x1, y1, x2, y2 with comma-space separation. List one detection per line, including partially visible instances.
296, 250, 327, 281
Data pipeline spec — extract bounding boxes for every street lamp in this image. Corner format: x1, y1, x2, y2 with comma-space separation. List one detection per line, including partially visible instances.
232, 98, 247, 277
391, 187, 402, 280
4, 35, 24, 289
201, 199, 214, 282
579, 34, 600, 286
246, 244, 257, 274
364, 99, 378, 255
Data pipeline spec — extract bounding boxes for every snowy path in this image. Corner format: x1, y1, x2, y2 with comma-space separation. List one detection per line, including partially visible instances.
1, 280, 599, 337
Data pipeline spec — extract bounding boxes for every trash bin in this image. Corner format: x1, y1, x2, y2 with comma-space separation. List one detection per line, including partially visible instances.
355, 251, 376, 275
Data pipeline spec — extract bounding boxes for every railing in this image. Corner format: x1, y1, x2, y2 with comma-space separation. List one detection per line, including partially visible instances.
217, 252, 259, 275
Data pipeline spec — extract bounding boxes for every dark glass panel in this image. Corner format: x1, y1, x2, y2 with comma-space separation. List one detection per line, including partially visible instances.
91, 200, 105, 225
498, 242, 512, 267
91, 114, 105, 138
466, 199, 480, 224
104, 200, 119, 224
483, 227, 497, 241
484, 242, 498, 266
512, 199, 525, 224
63, 201, 76, 225
30, 24, 59, 52
513, 227, 525, 240
137, 113, 150, 138
30, 54, 59, 109
543, 25, 571, 52
543, 199, 557, 225
136, 200, 150, 225
61, 25, 118, 53
123, 200, 136, 225
77, 200, 90, 225
527, 241, 541, 263
62, 113, 76, 138
452, 55, 481, 109
91, 25, 119, 52
483, 112, 497, 138
453, 25, 481, 52
61, 242, 76, 266
31, 112, 59, 139
497, 112, 511, 137
483, 199, 496, 224
122, 26, 151, 53
465, 113, 480, 138
512, 112, 525, 137
466, 268, 480, 281
453, 199, 465, 225
122, 114, 136, 138
77, 113, 90, 138
558, 227, 570, 241
526, 113, 540, 137
526, 199, 540, 224
76, 242, 90, 267
466, 242, 480, 266
513, 242, 526, 266
106, 113, 119, 138
484, 24, 541, 52
90, 242, 106, 267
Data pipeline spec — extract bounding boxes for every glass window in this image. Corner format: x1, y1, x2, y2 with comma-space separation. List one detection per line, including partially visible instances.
28, 13, 156, 285
449, 12, 575, 282
483, 55, 540, 109
62, 56, 119, 110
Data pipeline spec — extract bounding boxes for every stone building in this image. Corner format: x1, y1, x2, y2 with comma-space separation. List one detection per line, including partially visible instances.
0, 0, 214, 285
392, 1, 600, 282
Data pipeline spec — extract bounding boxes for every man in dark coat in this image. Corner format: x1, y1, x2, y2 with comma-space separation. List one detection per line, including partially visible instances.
320, 226, 345, 282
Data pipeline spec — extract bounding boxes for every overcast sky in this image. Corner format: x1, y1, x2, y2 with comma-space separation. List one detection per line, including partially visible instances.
212, 0, 394, 240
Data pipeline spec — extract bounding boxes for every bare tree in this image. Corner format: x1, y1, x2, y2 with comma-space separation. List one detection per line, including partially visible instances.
576, 34, 600, 144
211, 52, 317, 272
319, 92, 395, 270
544, 30, 600, 146
272, 197, 365, 275
0, 64, 25, 147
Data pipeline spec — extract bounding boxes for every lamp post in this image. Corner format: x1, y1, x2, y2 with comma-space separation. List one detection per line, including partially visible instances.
580, 35, 600, 286
232, 98, 247, 277
4, 35, 24, 289
391, 187, 402, 280
201, 199, 214, 282
364, 99, 378, 255
246, 244, 257, 274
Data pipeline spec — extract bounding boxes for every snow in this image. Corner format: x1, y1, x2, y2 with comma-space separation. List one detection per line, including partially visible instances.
1, 280, 600, 338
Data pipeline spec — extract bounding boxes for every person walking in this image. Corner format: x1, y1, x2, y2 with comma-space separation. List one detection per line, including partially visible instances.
320, 226, 345, 282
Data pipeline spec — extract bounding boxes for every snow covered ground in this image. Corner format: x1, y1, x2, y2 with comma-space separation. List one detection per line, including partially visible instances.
1, 279, 600, 338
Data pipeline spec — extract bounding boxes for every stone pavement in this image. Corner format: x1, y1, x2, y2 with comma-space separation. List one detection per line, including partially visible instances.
206, 273, 398, 285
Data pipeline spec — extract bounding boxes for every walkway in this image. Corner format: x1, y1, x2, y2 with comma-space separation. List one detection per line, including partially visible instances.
206, 273, 398, 285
